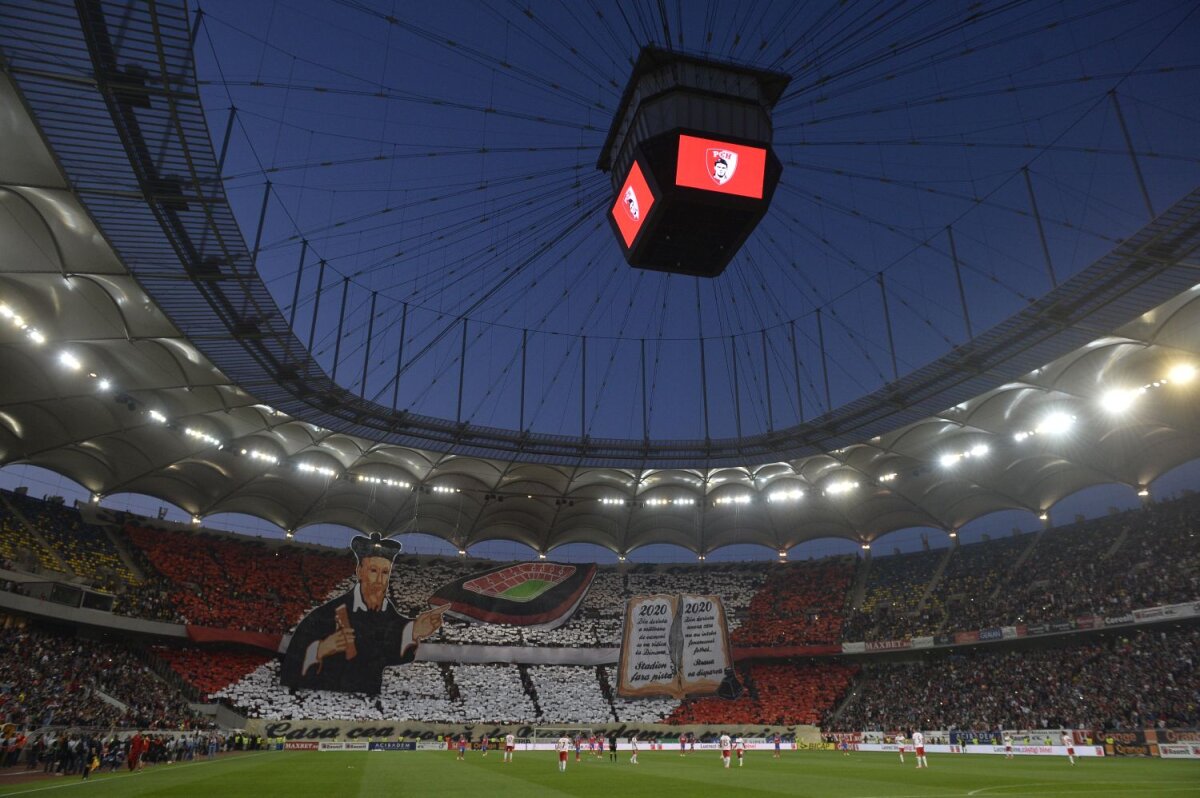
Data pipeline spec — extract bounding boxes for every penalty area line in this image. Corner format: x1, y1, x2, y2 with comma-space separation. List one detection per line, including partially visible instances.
0, 752, 272, 796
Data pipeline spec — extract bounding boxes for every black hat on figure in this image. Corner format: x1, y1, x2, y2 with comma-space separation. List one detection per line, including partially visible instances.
350, 532, 403, 564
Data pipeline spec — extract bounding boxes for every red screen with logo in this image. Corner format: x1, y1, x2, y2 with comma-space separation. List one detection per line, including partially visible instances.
611, 161, 655, 248
675, 134, 767, 199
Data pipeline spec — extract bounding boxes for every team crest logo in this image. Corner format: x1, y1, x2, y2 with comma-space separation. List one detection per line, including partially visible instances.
623, 186, 640, 220
707, 148, 738, 185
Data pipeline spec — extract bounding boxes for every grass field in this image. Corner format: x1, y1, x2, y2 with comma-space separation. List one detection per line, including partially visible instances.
0, 750, 1195, 797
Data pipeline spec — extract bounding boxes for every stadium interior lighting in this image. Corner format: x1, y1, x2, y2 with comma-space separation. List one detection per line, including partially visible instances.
297, 463, 337, 478
538, 553, 547, 560
1013, 431, 1030, 442
714, 494, 752, 506
356, 475, 411, 489
148, 410, 167, 424
91, 493, 101, 504
948, 530, 958, 538
1100, 388, 1140, 413
600, 497, 623, 505
697, 554, 706, 561
878, 472, 897, 483
1137, 487, 1150, 497
97, 378, 111, 391
971, 444, 989, 457
939, 453, 960, 468
1167, 363, 1196, 384
644, 497, 670, 507
778, 549, 787, 559
457, 549, 466, 556
248, 450, 279, 465
26, 329, 44, 344
184, 427, 222, 447
0, 305, 11, 319
825, 480, 858, 496
674, 497, 695, 506
767, 488, 803, 503
58, 351, 81, 370
617, 554, 627, 562
1036, 412, 1075, 436
1038, 512, 1049, 521
860, 542, 870, 550
191, 515, 201, 525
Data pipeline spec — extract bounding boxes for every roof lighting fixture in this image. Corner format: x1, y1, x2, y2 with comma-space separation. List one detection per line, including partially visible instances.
297, 463, 337, 478
878, 472, 897, 483
697, 554, 706, 561
97, 378, 111, 392
1013, 431, 1030, 442
184, 427, 222, 447
58, 351, 81, 370
600, 497, 623, 506
948, 530, 958, 539
191, 515, 202, 525
148, 410, 168, 424
825, 480, 858, 496
91, 493, 102, 504
1168, 363, 1196, 384
970, 444, 989, 458
767, 488, 804, 503
26, 328, 45, 344
939, 453, 960, 469
458, 548, 467, 556
538, 552, 547, 560
1136, 487, 1150, 497
714, 494, 752, 506
248, 450, 279, 465
778, 549, 787, 559
1038, 512, 1049, 521
431, 485, 459, 494
0, 305, 11, 319
1036, 412, 1074, 436
644, 497, 670, 507
860, 542, 871, 550
1100, 388, 1140, 414
284, 530, 295, 540
617, 554, 627, 562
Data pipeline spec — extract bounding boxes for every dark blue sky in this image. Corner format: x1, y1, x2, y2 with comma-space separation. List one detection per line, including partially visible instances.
189, 0, 1200, 443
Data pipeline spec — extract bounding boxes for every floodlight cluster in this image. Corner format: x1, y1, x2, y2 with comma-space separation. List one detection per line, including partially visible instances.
6, 292, 1196, 526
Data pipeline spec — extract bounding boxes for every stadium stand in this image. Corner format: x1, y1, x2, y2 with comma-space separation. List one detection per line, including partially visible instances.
122, 524, 351, 632
0, 625, 206, 729
666, 662, 858, 726
833, 626, 1200, 732
731, 558, 854, 647
5, 492, 136, 589
153, 647, 273, 699
841, 549, 944, 643
0, 495, 62, 575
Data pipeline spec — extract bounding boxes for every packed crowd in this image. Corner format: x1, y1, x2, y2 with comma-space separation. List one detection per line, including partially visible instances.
833, 625, 1200, 732
122, 524, 351, 632
0, 625, 206, 730
0, 496, 62, 575
665, 662, 858, 727
731, 558, 854, 647
153, 647, 273, 699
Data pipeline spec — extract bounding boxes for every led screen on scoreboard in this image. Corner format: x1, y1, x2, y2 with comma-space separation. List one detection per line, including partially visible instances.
610, 161, 655, 248
675, 134, 767, 199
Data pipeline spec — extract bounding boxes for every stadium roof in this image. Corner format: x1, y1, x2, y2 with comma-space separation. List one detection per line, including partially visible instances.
0, 1, 1199, 555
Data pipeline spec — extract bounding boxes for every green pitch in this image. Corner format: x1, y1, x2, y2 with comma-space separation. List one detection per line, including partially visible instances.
0, 750, 1195, 797
500, 579, 553, 601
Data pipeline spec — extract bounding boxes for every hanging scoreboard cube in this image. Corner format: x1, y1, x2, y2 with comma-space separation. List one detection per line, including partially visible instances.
599, 48, 789, 278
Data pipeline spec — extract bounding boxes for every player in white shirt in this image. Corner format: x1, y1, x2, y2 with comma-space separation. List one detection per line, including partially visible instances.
1061, 732, 1075, 765
1003, 733, 1013, 760
555, 736, 570, 772
719, 733, 732, 768
503, 733, 515, 763
913, 731, 928, 769
629, 735, 639, 764
896, 733, 906, 764
734, 736, 746, 767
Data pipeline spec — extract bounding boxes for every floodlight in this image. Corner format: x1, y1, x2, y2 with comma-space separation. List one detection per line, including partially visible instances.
1036, 412, 1074, 436
1168, 364, 1196, 384
1100, 388, 1138, 413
